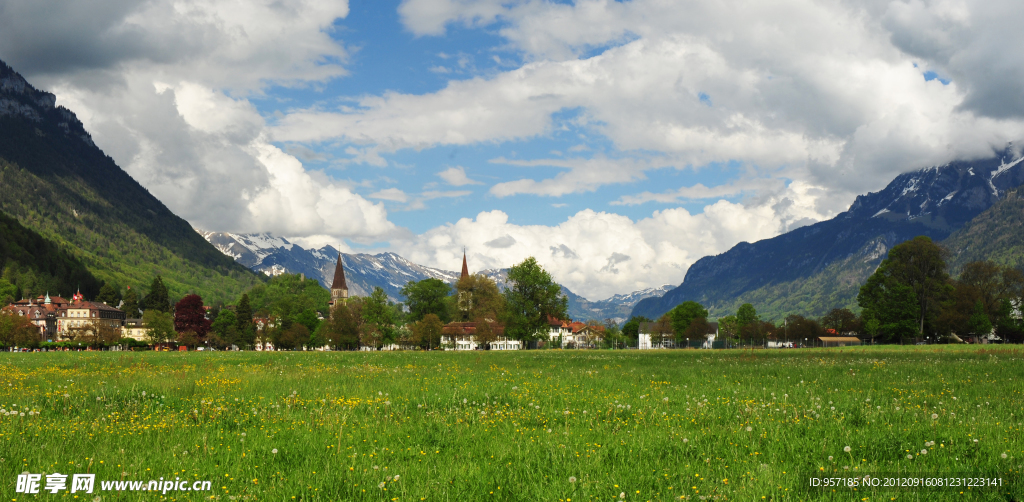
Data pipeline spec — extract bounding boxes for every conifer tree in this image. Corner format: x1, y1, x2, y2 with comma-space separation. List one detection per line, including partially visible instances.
121, 287, 140, 318
96, 283, 120, 306
236, 293, 253, 336
145, 276, 170, 313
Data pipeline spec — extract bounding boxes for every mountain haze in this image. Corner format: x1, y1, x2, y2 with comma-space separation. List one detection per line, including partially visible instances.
0, 59, 260, 303
631, 151, 1024, 321
200, 230, 668, 322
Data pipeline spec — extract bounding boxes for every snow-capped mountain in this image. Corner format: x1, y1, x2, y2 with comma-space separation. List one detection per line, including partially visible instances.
198, 230, 666, 322
631, 148, 1024, 321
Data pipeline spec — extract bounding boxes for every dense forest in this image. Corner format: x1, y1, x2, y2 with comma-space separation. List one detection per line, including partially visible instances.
0, 209, 101, 302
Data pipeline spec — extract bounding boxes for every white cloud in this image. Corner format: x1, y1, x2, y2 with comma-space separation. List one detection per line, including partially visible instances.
612, 179, 782, 206
394, 180, 830, 300
279, 0, 1024, 203
437, 166, 482, 186
0, 0, 402, 242
370, 188, 409, 203
488, 155, 654, 197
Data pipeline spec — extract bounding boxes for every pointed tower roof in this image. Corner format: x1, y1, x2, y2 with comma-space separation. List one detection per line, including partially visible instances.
331, 254, 348, 290
460, 251, 469, 280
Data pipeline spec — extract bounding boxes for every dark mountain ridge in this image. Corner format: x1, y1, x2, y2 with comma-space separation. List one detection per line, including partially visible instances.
631, 151, 1024, 321
0, 59, 260, 303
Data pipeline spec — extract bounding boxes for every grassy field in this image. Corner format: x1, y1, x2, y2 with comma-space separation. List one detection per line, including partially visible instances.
1, 346, 1021, 501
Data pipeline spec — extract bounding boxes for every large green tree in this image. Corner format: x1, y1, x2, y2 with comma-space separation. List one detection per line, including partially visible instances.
209, 309, 240, 348
401, 278, 452, 323
859, 236, 949, 336
501, 257, 568, 343
669, 301, 708, 338
362, 287, 397, 348
821, 308, 858, 334
321, 297, 363, 350
96, 283, 120, 306
450, 274, 505, 323
411, 313, 444, 350
0, 309, 39, 347
861, 280, 920, 342
621, 316, 652, 344
144, 275, 170, 313
236, 293, 254, 337
143, 310, 175, 346
736, 303, 758, 328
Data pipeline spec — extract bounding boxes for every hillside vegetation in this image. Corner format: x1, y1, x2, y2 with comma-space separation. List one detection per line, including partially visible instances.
0, 209, 101, 301
0, 60, 261, 304
944, 189, 1024, 274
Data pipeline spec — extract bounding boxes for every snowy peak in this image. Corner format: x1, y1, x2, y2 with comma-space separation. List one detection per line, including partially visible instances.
847, 150, 1024, 230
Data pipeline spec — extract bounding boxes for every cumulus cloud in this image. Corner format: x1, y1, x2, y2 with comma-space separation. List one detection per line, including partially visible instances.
437, 166, 483, 186
370, 188, 409, 203
285, 0, 1024, 201
0, 0, 403, 241
392, 179, 828, 299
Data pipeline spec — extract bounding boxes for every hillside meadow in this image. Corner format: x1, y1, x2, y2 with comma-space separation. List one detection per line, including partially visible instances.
1, 346, 1021, 501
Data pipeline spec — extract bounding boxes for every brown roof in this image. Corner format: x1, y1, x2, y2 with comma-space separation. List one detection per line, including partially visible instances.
443, 321, 505, 336
331, 254, 348, 290
818, 337, 862, 343
461, 252, 469, 280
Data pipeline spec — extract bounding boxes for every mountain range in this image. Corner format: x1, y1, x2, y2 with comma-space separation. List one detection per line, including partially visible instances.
631, 150, 1024, 321
0, 58, 260, 304
199, 230, 670, 322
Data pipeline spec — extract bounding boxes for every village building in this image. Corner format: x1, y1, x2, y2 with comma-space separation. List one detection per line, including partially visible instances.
638, 321, 719, 349
4, 292, 125, 342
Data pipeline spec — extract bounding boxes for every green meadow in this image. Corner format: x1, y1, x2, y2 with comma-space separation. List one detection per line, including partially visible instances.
1, 346, 1021, 501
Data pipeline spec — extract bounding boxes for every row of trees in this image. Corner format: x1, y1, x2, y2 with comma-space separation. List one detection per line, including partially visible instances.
858, 236, 1024, 343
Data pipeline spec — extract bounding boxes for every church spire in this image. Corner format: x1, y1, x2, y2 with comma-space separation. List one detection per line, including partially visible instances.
330, 254, 349, 306
460, 250, 469, 280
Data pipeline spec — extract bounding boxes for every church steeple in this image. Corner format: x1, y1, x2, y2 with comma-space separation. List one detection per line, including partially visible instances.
329, 254, 349, 306
460, 251, 469, 280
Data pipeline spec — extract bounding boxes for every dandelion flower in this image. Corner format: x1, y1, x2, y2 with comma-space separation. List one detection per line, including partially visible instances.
241, 433, 246, 437
921, 449, 927, 455
272, 449, 278, 454
569, 476, 577, 483
547, 429, 552, 433
378, 482, 386, 488
683, 438, 689, 443
141, 391, 146, 396
393, 475, 400, 481
746, 426, 752, 432
844, 446, 851, 453
931, 414, 938, 420
907, 454, 913, 460
620, 492, 626, 498
385, 401, 391, 406
828, 456, 833, 461
663, 397, 669, 402
1001, 453, 1008, 459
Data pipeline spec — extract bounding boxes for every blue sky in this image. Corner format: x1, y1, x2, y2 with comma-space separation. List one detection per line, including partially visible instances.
6, 0, 1023, 299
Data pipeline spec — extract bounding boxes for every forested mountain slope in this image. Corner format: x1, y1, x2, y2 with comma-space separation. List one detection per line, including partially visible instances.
943, 189, 1024, 274
0, 209, 100, 301
0, 59, 260, 304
